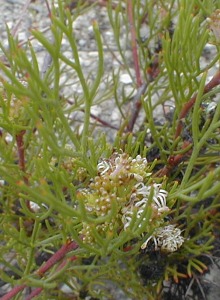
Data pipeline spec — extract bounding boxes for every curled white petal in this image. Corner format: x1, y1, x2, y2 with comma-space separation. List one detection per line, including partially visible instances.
30, 201, 48, 212
97, 160, 112, 175
141, 225, 184, 252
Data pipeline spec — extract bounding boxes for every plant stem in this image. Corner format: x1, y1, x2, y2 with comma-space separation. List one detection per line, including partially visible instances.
1, 284, 26, 300
126, 82, 148, 132
16, 130, 28, 185
10, 0, 32, 37
25, 288, 42, 300
1, 240, 78, 300
37, 240, 78, 276
126, 0, 144, 133
45, 0, 51, 18
175, 70, 220, 139
127, 0, 142, 88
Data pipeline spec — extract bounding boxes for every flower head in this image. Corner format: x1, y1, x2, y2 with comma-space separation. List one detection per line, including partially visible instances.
78, 151, 180, 251
121, 182, 170, 230
141, 225, 184, 252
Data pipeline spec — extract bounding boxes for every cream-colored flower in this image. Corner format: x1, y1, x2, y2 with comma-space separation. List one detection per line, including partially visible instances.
97, 159, 112, 175
141, 225, 184, 252
122, 182, 169, 230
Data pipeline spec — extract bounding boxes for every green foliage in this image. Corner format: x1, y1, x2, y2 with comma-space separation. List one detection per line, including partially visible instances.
0, 0, 220, 299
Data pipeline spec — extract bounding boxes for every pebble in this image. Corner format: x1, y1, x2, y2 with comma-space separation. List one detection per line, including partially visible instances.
120, 73, 133, 84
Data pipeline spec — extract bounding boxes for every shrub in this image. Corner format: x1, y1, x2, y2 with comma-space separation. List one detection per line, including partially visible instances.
0, 0, 220, 299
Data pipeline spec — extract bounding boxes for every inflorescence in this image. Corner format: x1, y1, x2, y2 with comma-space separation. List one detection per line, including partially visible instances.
77, 152, 184, 253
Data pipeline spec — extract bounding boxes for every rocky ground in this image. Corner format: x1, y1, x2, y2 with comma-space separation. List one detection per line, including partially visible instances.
1, 0, 136, 142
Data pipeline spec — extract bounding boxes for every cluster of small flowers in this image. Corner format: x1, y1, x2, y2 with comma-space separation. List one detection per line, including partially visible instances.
79, 152, 184, 252
141, 225, 185, 253
97, 152, 150, 182
121, 182, 170, 230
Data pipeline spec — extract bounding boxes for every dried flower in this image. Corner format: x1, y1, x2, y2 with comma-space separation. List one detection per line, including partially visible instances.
141, 225, 184, 252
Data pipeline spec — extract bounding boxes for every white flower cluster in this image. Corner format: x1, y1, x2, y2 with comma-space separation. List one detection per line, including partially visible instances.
85, 152, 185, 253
97, 153, 149, 182
141, 225, 185, 253
121, 182, 169, 230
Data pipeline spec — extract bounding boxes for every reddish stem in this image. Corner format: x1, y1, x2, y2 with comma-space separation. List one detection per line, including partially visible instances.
1, 284, 26, 300
10, 0, 32, 37
126, 1, 144, 132
15, 130, 26, 173
15, 130, 29, 186
157, 69, 220, 178
156, 140, 192, 177
45, 0, 52, 18
126, 2, 162, 133
37, 240, 78, 276
77, 108, 118, 130
175, 70, 220, 139
88, 0, 118, 10
126, 82, 148, 132
25, 288, 43, 300
127, 1, 142, 87
25, 255, 77, 300
2, 241, 78, 300
89, 112, 118, 130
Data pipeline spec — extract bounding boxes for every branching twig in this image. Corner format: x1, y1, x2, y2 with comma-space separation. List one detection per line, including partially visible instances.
15, 130, 28, 185
126, 2, 162, 133
37, 240, 78, 276
157, 70, 220, 177
126, 1, 144, 132
40, 1, 53, 79
66, 99, 119, 130
89, 111, 119, 130
175, 70, 220, 139
126, 82, 148, 132
155, 141, 192, 177
1, 284, 27, 300
10, 0, 32, 37
25, 287, 43, 300
45, 0, 51, 18
127, 1, 142, 88
25, 251, 78, 300
1, 240, 79, 300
